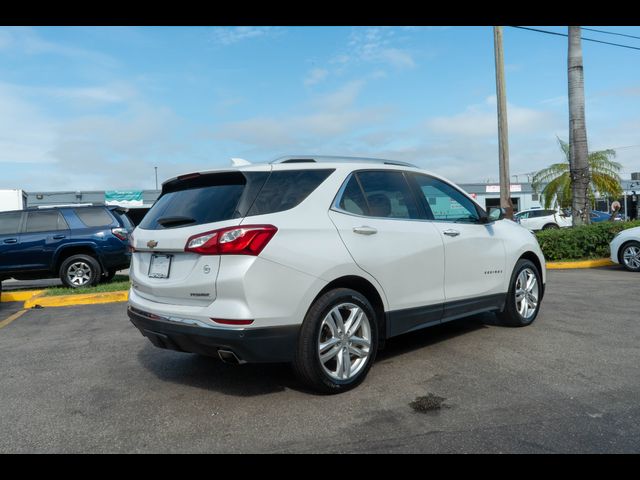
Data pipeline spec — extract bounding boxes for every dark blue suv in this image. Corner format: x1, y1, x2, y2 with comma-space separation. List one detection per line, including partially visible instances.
0, 205, 133, 288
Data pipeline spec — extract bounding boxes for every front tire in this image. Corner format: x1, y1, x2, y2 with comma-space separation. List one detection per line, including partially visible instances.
620, 241, 640, 272
293, 288, 379, 394
59, 254, 102, 289
496, 259, 542, 327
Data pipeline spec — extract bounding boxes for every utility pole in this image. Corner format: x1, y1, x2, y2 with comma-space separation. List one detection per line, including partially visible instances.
493, 26, 514, 219
568, 26, 591, 226
154, 166, 158, 190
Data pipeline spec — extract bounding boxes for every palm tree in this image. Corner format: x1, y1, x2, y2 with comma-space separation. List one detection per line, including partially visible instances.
532, 138, 622, 210
568, 26, 591, 226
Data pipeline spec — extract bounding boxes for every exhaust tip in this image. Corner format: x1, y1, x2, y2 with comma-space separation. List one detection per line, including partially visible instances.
218, 349, 245, 365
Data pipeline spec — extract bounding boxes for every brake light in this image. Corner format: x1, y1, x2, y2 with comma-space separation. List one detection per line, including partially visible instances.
112, 227, 129, 241
185, 225, 277, 256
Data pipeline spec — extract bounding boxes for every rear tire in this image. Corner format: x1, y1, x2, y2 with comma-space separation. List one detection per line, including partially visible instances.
59, 254, 102, 289
620, 241, 640, 272
293, 288, 379, 394
496, 259, 542, 327
542, 223, 559, 230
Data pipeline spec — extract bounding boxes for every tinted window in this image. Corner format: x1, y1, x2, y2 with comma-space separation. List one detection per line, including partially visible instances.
354, 171, 420, 219
111, 210, 134, 230
413, 175, 480, 223
75, 208, 115, 228
0, 212, 22, 235
246, 169, 334, 217
140, 172, 247, 230
338, 176, 368, 216
25, 211, 68, 233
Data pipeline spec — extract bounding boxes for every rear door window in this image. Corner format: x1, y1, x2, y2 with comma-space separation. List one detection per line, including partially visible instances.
75, 208, 115, 228
0, 211, 23, 235
24, 211, 69, 233
352, 171, 421, 219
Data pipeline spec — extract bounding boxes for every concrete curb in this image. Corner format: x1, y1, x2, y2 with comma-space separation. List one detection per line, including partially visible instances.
546, 258, 615, 270
23, 291, 129, 309
1, 290, 46, 303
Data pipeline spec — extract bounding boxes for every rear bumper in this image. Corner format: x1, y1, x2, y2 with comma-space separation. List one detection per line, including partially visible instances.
128, 306, 299, 363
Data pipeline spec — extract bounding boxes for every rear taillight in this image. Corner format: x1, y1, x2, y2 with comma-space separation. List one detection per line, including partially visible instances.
112, 227, 129, 241
211, 318, 254, 325
185, 225, 277, 256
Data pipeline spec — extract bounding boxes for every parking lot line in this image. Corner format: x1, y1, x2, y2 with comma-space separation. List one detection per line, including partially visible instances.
0, 309, 27, 330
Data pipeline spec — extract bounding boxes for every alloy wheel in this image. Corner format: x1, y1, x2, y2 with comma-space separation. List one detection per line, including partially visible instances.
67, 262, 92, 287
623, 245, 640, 270
515, 268, 539, 320
317, 303, 372, 381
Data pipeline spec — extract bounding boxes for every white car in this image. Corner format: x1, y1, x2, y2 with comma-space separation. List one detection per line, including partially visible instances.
127, 156, 546, 393
514, 208, 572, 231
610, 226, 640, 272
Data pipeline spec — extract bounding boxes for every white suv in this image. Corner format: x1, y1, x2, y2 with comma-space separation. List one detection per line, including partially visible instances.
514, 208, 572, 231
128, 156, 546, 393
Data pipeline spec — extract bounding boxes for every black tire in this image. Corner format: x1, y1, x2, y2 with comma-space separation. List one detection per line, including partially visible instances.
496, 259, 542, 327
542, 223, 559, 230
619, 241, 640, 272
100, 269, 117, 283
59, 254, 102, 289
293, 288, 379, 394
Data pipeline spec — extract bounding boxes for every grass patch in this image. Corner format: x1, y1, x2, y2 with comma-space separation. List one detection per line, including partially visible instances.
44, 275, 130, 297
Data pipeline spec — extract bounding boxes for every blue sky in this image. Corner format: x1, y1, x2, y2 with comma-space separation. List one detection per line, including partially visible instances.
1, 25, 640, 191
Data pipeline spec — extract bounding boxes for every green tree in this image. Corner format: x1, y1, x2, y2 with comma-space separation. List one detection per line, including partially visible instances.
532, 138, 622, 210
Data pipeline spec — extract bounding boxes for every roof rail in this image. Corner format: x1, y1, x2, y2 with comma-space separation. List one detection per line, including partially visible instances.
270, 155, 418, 168
36, 203, 98, 209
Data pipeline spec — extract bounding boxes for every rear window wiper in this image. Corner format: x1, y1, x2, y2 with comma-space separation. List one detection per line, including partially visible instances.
156, 216, 196, 227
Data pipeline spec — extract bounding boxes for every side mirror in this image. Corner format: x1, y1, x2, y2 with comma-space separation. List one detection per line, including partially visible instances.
488, 208, 506, 222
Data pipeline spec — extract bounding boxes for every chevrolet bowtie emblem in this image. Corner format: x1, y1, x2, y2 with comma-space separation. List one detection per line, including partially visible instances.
147, 240, 158, 249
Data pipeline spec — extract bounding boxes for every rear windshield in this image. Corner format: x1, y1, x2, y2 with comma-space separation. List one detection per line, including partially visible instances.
139, 172, 247, 230
139, 169, 334, 230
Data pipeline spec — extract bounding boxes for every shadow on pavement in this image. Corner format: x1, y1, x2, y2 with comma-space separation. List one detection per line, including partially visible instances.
136, 313, 495, 397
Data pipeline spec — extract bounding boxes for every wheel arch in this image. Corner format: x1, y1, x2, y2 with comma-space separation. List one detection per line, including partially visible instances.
518, 251, 545, 301
54, 244, 103, 274
311, 275, 387, 344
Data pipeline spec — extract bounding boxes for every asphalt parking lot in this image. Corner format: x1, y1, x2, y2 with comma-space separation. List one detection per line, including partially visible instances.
1, 267, 639, 453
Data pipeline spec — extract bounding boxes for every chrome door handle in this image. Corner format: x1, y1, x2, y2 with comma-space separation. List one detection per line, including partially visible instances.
3, 238, 18, 244
443, 229, 460, 237
353, 226, 378, 235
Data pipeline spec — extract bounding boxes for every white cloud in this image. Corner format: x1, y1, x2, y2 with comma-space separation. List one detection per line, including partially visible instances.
0, 82, 202, 190
0, 27, 118, 67
210, 27, 278, 45
213, 80, 391, 150
304, 68, 329, 86
378, 48, 416, 69
346, 27, 416, 69
427, 96, 559, 137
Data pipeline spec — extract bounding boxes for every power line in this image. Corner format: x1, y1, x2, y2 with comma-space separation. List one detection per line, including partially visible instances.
581, 27, 640, 41
509, 26, 640, 52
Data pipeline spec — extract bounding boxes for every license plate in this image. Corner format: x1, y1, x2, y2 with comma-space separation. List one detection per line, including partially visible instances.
148, 254, 172, 279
